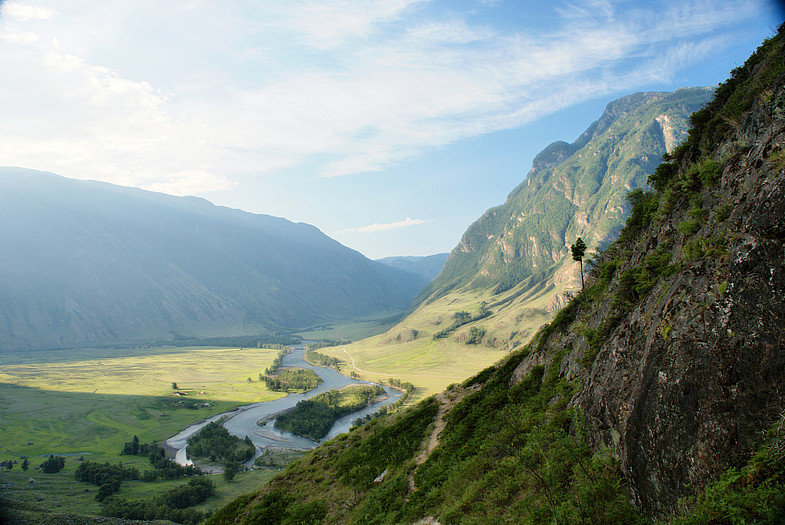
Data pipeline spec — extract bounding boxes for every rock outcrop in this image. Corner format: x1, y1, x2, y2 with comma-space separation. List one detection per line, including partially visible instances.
515, 26, 785, 516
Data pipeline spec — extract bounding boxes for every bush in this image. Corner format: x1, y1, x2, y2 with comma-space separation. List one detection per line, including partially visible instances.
40, 455, 66, 474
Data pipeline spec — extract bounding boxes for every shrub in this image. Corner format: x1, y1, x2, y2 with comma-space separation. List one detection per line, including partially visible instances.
40, 455, 66, 474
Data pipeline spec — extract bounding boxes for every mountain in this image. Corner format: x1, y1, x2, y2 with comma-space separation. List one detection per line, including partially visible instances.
206, 27, 785, 524
423, 87, 713, 301
375, 253, 449, 283
0, 168, 424, 351
323, 87, 714, 397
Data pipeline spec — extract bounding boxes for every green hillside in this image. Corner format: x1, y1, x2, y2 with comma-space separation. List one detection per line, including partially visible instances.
203, 25, 785, 524
318, 87, 713, 400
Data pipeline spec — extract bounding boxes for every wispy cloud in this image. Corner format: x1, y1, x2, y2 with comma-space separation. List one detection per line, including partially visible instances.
2, 2, 54, 20
0, 0, 773, 196
338, 218, 427, 233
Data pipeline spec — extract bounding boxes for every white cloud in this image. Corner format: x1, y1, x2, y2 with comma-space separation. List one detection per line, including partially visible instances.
0, 0, 772, 196
338, 218, 427, 233
2, 2, 55, 20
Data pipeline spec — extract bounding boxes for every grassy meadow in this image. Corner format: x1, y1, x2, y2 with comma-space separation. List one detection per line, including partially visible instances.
316, 279, 564, 400
0, 346, 287, 521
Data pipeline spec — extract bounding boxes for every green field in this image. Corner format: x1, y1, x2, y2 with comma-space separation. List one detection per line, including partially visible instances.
0, 346, 289, 521
315, 284, 559, 400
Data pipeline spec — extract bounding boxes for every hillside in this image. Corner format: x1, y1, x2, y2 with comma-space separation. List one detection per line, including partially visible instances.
0, 168, 424, 351
206, 26, 785, 524
318, 87, 713, 398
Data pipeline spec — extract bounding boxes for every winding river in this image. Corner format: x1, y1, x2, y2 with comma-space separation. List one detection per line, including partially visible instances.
165, 346, 401, 465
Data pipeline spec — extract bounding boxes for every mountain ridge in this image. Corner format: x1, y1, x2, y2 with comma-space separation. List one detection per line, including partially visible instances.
0, 167, 424, 350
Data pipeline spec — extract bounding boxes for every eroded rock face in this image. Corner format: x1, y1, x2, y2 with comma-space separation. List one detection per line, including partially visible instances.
581, 85, 785, 515
510, 58, 785, 517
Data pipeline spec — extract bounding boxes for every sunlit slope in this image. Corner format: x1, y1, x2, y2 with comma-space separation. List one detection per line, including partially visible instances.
333, 88, 713, 395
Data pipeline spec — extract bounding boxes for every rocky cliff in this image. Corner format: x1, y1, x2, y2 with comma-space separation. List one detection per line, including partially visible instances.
566, 28, 785, 514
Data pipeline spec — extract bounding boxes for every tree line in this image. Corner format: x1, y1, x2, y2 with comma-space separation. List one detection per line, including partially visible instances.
263, 367, 323, 392
101, 478, 214, 525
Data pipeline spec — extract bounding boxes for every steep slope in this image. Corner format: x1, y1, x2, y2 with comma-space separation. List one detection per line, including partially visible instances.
425, 88, 712, 298
319, 88, 712, 399
206, 26, 785, 524
0, 168, 423, 350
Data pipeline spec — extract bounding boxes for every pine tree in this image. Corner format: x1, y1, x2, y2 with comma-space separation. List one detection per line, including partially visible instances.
571, 237, 587, 290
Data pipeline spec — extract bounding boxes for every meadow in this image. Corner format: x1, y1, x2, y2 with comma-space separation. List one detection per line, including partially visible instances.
0, 346, 287, 521
316, 284, 557, 400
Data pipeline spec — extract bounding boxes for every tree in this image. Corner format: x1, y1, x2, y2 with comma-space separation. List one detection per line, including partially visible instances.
21, 458, 29, 471
571, 237, 587, 290
40, 455, 65, 473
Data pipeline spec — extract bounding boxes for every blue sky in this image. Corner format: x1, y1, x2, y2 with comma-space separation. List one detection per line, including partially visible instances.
0, 1, 782, 259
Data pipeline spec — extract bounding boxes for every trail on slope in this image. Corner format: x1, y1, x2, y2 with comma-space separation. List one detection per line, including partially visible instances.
408, 384, 479, 493
342, 346, 384, 376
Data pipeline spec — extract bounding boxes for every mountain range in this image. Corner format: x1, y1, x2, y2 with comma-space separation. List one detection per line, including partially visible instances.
0, 168, 426, 351
333, 87, 713, 385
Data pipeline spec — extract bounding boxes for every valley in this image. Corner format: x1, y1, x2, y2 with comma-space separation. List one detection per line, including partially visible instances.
1, 14, 783, 523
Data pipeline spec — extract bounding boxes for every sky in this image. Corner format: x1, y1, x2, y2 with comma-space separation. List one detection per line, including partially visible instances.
0, 1, 782, 259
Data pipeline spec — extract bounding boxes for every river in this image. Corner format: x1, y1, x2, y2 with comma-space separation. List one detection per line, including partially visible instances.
165, 346, 401, 465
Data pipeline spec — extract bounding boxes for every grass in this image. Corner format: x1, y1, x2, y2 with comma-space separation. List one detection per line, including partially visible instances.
0, 346, 290, 521
0, 459, 280, 522
0, 346, 287, 403
315, 281, 560, 401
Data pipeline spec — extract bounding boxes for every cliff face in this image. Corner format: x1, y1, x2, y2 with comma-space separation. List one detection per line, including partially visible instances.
523, 27, 785, 516
424, 88, 711, 300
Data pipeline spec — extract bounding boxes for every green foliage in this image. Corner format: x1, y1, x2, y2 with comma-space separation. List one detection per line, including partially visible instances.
698, 160, 723, 187
432, 305, 492, 340
305, 348, 342, 368
683, 235, 728, 262
618, 189, 660, 244
465, 326, 486, 344
648, 158, 678, 192
678, 219, 701, 236
264, 367, 323, 392
673, 25, 785, 166
275, 385, 385, 440
571, 237, 587, 262
400, 348, 642, 524
334, 398, 439, 490
40, 455, 66, 474
74, 460, 140, 501
535, 293, 583, 352
617, 247, 679, 305
264, 347, 292, 375
715, 203, 732, 222
146, 447, 204, 480
187, 421, 255, 463
101, 478, 215, 525
667, 415, 785, 524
